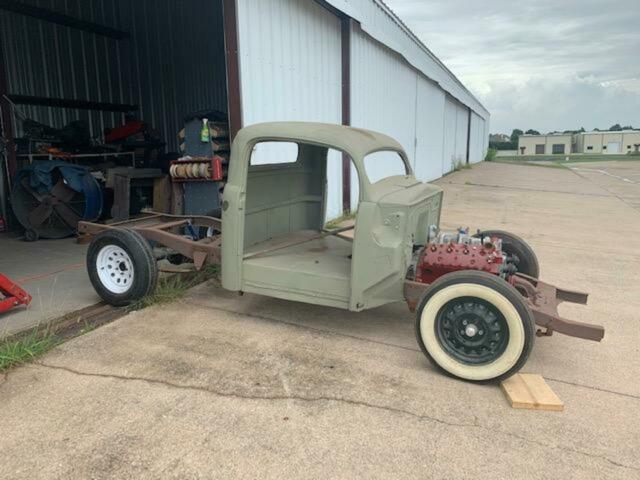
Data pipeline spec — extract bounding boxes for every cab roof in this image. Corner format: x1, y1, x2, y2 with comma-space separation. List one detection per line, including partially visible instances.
233, 122, 406, 159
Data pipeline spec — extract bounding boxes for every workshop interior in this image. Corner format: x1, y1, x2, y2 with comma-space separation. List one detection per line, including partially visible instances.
0, 0, 230, 242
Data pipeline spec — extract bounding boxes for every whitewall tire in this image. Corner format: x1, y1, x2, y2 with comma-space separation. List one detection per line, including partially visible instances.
415, 270, 535, 382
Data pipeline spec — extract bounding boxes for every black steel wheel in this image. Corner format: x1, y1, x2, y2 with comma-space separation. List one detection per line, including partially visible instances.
415, 270, 535, 382
475, 229, 540, 278
435, 297, 510, 365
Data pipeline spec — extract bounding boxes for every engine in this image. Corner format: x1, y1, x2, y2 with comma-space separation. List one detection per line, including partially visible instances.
407, 227, 518, 284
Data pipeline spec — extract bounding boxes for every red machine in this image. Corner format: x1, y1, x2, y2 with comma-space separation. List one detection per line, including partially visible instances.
0, 274, 32, 314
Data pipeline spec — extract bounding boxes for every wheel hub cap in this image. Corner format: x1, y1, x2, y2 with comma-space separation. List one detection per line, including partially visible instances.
435, 297, 509, 365
96, 245, 135, 294
465, 324, 478, 337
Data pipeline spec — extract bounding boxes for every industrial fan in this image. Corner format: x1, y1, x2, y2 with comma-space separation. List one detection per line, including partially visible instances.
11, 162, 102, 241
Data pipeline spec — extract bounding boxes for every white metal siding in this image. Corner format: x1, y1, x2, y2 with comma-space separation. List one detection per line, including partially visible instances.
414, 77, 445, 181
454, 103, 468, 167
469, 111, 483, 164
349, 24, 418, 209
442, 97, 457, 174
324, 0, 488, 122
236, 0, 343, 219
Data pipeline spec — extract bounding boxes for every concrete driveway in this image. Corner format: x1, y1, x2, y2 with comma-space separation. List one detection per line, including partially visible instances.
1, 161, 639, 479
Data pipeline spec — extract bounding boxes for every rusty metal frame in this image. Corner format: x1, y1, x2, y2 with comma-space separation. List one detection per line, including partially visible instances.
78, 212, 222, 270
403, 274, 604, 342
511, 273, 604, 341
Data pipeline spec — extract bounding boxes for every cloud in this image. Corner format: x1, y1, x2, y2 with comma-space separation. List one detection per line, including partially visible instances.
384, 0, 640, 133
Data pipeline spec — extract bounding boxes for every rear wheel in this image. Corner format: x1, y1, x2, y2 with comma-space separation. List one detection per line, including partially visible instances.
475, 229, 539, 278
415, 270, 535, 382
87, 228, 158, 306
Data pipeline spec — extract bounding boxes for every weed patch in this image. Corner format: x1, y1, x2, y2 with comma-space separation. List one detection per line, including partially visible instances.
129, 265, 220, 311
325, 212, 356, 230
0, 329, 56, 372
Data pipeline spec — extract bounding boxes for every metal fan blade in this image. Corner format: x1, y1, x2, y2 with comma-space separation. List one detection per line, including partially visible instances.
20, 178, 46, 202
28, 203, 53, 227
52, 202, 81, 228
50, 179, 76, 203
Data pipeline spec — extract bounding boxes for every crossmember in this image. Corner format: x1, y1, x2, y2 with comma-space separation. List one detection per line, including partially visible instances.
78, 211, 223, 270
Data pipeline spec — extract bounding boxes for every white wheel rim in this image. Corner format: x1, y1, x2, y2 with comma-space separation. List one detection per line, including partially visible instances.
419, 283, 525, 381
96, 245, 135, 294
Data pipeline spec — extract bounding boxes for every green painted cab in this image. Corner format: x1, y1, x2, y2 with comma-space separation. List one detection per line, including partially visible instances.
221, 122, 442, 311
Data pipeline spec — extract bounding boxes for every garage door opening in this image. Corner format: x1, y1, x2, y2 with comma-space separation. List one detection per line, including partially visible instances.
0, 0, 234, 238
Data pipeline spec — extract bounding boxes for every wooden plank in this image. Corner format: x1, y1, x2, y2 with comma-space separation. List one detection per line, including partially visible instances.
153, 176, 172, 214
500, 373, 564, 411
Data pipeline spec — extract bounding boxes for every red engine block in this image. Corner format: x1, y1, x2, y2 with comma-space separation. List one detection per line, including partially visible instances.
415, 242, 505, 284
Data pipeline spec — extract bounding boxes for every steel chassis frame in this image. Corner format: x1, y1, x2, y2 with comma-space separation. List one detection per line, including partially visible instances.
79, 212, 604, 343
78, 212, 223, 270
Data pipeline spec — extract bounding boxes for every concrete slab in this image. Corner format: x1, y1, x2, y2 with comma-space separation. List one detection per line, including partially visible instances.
0, 235, 99, 336
1, 162, 639, 479
567, 161, 640, 212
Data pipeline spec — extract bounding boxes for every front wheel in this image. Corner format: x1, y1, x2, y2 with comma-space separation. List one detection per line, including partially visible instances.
415, 270, 535, 382
87, 228, 158, 306
475, 229, 539, 278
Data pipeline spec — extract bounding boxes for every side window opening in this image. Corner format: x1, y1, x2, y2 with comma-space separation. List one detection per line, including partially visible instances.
363, 150, 408, 184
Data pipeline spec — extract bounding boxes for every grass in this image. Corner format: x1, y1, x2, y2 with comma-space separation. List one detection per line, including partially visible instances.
324, 212, 356, 230
485, 148, 498, 162
0, 264, 220, 372
129, 264, 220, 311
0, 328, 56, 372
452, 161, 472, 172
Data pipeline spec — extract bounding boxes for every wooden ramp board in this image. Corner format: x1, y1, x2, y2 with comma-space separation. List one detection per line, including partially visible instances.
501, 374, 564, 411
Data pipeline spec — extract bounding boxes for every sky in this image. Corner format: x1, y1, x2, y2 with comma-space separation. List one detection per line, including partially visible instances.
384, 0, 640, 134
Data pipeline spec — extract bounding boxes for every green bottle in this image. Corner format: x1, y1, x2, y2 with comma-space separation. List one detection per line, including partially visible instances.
200, 118, 210, 143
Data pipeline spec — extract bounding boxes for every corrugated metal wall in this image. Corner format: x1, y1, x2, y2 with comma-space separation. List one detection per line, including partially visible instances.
350, 22, 417, 201
414, 76, 444, 182
469, 111, 484, 164
454, 103, 468, 167
442, 96, 457, 174
325, 0, 489, 123
349, 23, 485, 206
0, 0, 227, 151
236, 0, 343, 219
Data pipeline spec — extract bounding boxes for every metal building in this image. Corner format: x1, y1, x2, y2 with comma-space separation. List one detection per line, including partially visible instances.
518, 131, 640, 156
0, 0, 489, 222
576, 131, 640, 155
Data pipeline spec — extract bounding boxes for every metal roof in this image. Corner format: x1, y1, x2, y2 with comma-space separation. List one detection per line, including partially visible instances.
580, 130, 640, 135
233, 121, 405, 159
324, 0, 489, 120
520, 133, 574, 137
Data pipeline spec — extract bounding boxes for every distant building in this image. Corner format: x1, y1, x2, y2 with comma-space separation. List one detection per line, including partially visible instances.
518, 133, 574, 155
576, 131, 640, 154
518, 131, 640, 155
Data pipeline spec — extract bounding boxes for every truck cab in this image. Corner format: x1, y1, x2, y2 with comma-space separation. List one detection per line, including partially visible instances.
82, 121, 602, 383
221, 122, 443, 311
